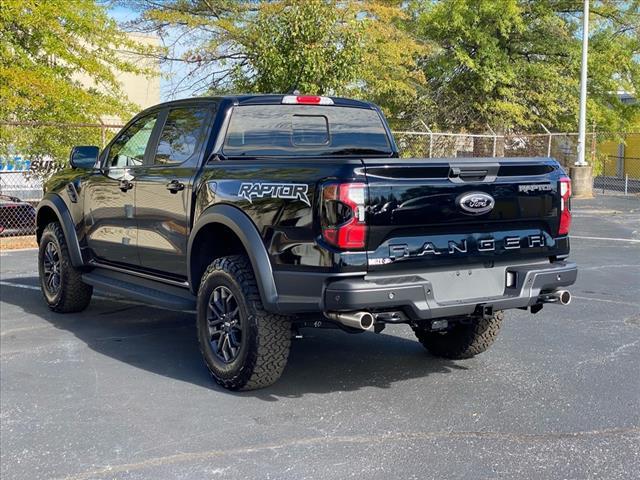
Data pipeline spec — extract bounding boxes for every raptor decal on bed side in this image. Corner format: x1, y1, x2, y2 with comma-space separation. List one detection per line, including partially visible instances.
237, 182, 311, 206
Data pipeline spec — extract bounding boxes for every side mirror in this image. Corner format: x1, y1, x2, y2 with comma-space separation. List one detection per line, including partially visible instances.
70, 146, 100, 169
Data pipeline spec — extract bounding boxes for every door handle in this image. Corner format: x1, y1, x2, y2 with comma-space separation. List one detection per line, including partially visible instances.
119, 180, 133, 192
166, 180, 185, 193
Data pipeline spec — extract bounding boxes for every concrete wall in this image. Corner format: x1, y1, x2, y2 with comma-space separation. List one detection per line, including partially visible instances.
111, 33, 161, 114
75, 33, 161, 124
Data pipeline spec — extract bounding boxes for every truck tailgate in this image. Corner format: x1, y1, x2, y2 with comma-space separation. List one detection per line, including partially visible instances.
363, 157, 569, 271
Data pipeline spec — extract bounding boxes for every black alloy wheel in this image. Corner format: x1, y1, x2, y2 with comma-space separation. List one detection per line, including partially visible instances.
196, 255, 292, 390
207, 285, 243, 363
38, 222, 93, 312
42, 241, 61, 296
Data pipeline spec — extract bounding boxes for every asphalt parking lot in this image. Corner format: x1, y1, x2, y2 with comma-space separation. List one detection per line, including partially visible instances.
1, 196, 639, 480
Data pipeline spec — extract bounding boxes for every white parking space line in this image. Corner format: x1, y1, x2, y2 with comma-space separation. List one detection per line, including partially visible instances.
0, 281, 41, 291
0, 247, 38, 254
1, 324, 54, 336
571, 235, 640, 244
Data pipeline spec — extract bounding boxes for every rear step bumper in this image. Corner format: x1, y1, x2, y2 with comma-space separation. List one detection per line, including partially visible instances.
324, 261, 577, 321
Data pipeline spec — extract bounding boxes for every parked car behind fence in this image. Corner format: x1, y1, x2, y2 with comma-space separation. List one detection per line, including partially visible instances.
0, 194, 37, 237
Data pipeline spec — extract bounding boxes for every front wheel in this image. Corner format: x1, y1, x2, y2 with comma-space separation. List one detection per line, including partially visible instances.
413, 311, 504, 359
196, 255, 292, 391
38, 222, 93, 313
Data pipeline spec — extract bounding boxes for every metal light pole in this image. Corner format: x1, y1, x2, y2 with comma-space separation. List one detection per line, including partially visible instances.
576, 0, 590, 166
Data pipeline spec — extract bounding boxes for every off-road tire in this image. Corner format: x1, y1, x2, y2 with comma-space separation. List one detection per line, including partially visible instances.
413, 311, 504, 359
196, 255, 292, 391
38, 222, 93, 313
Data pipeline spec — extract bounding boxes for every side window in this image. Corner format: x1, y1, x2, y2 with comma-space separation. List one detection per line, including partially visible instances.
154, 107, 209, 165
106, 114, 158, 170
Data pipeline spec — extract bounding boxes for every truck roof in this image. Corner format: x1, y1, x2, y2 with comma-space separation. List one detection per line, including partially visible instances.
146, 94, 376, 110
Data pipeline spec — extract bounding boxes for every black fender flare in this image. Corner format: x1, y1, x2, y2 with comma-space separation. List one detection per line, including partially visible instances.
36, 195, 84, 267
187, 204, 279, 311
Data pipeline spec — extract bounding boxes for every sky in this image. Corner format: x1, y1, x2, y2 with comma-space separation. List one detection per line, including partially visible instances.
108, 4, 193, 101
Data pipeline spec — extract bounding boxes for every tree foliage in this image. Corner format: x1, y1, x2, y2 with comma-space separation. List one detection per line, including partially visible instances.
0, 0, 156, 166
1, 0, 638, 169
356, 1, 428, 127
412, 0, 640, 133
131, 0, 639, 134
127, 0, 427, 127
235, 0, 364, 95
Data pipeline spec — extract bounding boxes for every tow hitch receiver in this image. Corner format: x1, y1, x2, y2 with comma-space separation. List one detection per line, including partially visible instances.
478, 305, 494, 320
431, 319, 448, 331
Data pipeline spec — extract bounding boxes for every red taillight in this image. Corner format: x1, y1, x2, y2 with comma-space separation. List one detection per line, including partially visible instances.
321, 182, 367, 249
559, 176, 572, 235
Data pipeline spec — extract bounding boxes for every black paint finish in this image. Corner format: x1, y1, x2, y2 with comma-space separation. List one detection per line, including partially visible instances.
38, 94, 574, 315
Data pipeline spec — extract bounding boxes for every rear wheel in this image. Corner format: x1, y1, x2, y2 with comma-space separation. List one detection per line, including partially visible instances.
196, 255, 292, 391
38, 222, 93, 313
413, 311, 504, 359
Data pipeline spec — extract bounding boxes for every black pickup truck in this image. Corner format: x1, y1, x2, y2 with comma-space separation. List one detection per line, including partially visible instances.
36, 94, 577, 390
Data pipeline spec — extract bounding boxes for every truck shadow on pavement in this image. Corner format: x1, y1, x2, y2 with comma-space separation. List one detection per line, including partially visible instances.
1, 279, 466, 400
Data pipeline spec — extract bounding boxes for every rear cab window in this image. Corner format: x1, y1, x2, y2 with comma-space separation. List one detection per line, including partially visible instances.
222, 105, 392, 157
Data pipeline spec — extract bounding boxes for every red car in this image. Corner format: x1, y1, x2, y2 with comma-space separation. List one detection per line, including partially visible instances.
0, 194, 36, 237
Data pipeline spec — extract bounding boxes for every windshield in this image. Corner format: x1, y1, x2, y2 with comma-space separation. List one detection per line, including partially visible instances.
222, 105, 392, 157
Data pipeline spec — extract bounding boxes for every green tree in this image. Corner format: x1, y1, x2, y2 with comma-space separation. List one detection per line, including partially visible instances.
355, 1, 428, 128
412, 0, 640, 134
233, 0, 363, 94
0, 0, 157, 168
128, 0, 426, 127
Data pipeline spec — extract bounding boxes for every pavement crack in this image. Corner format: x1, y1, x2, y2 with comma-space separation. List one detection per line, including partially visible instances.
572, 295, 639, 307
58, 427, 640, 480
575, 339, 640, 368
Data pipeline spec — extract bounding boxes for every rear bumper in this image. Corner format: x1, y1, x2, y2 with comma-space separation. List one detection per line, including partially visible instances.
323, 261, 577, 321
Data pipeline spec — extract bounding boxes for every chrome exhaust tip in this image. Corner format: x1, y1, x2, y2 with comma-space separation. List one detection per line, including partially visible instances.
557, 290, 571, 305
538, 290, 572, 305
325, 312, 375, 331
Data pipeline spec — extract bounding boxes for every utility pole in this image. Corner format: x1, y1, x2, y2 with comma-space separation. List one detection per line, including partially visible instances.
570, 0, 593, 198
576, 0, 589, 166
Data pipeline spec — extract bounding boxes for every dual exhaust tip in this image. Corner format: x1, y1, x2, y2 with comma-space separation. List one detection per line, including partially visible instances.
326, 290, 572, 331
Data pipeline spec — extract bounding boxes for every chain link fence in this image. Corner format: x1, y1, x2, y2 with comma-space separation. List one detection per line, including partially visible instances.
393, 131, 591, 171
0, 172, 42, 247
593, 155, 640, 196
0, 121, 122, 246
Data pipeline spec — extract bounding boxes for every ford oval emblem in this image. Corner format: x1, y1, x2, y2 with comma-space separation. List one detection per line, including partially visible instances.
457, 192, 495, 215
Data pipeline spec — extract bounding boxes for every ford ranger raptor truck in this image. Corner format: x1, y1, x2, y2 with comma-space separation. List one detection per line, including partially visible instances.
36, 94, 577, 390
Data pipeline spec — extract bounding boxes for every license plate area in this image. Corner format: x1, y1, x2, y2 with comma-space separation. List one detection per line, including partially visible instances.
427, 265, 507, 303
